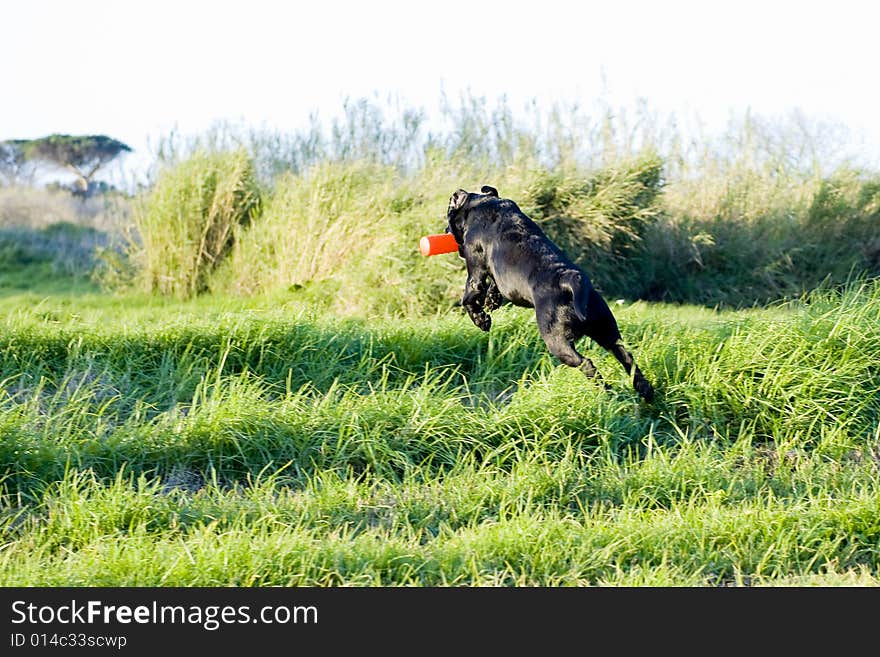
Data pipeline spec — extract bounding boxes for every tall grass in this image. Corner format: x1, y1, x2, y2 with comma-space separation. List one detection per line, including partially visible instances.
130, 149, 260, 298
121, 95, 880, 312
216, 161, 401, 298
0, 185, 130, 234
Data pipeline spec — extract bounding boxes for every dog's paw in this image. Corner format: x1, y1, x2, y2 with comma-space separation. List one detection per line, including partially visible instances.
467, 309, 492, 332
475, 312, 492, 332
484, 285, 503, 312
464, 300, 492, 332
635, 377, 655, 403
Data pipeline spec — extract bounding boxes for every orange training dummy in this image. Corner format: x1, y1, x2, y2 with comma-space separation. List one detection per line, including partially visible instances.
419, 233, 459, 256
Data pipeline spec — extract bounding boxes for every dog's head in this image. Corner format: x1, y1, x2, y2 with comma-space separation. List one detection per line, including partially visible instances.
446, 185, 499, 246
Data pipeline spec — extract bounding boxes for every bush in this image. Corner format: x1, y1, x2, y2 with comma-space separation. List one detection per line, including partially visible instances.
518, 151, 665, 296
119, 101, 880, 313
641, 167, 880, 306
130, 149, 260, 298
213, 157, 471, 317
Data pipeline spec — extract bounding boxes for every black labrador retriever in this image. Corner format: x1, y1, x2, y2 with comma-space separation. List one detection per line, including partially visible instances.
446, 185, 654, 402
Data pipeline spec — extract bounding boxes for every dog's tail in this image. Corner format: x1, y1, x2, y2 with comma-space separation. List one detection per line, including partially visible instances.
561, 270, 589, 322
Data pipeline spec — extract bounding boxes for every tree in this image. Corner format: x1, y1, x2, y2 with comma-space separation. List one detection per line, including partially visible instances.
0, 139, 36, 186
24, 134, 132, 196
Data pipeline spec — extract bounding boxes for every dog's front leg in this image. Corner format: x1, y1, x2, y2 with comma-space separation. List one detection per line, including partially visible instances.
461, 260, 494, 332
483, 276, 503, 312
462, 275, 492, 331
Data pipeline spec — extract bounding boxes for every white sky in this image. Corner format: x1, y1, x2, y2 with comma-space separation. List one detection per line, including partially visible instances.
4, 0, 880, 182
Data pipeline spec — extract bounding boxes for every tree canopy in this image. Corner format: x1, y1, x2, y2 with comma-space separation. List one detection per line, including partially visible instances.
23, 134, 132, 195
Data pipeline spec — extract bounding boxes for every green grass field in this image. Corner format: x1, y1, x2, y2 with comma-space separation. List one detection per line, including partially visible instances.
2, 264, 878, 586
2, 104, 879, 586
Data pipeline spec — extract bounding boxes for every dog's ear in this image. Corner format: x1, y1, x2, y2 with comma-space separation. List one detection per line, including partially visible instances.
446, 189, 469, 247
449, 189, 469, 212
480, 185, 498, 197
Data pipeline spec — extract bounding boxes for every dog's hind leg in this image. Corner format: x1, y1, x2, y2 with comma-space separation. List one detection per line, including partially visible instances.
536, 305, 607, 388
545, 333, 609, 388
607, 341, 654, 402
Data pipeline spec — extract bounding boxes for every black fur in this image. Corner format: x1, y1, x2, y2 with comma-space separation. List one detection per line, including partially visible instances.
446, 185, 654, 402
